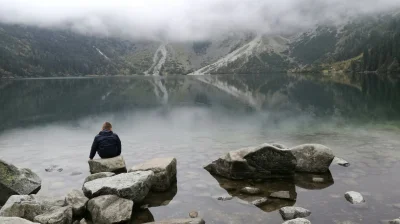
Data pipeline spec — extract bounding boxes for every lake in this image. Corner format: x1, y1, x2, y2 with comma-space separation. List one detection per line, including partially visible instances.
1, 73, 400, 223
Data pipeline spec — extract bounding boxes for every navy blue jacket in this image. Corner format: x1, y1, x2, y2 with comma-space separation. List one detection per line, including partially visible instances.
89, 130, 121, 159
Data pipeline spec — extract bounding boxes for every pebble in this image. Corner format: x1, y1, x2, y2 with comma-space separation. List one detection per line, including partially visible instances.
189, 211, 199, 218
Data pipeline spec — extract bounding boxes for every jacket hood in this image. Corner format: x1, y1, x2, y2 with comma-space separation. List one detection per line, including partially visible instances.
99, 130, 113, 136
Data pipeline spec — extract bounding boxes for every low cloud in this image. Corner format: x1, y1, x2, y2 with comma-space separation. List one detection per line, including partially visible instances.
0, 0, 399, 41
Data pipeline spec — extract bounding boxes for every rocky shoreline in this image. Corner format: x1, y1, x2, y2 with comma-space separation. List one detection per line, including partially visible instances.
1, 142, 394, 224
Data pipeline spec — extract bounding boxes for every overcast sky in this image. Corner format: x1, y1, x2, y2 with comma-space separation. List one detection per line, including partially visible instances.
0, 0, 399, 41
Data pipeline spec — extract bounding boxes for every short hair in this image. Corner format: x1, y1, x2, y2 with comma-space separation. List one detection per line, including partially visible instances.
102, 122, 112, 130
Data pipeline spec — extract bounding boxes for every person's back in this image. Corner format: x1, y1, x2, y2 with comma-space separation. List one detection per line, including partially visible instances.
89, 122, 121, 160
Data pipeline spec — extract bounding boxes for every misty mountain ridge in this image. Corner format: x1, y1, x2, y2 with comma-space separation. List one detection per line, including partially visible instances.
1, 10, 400, 78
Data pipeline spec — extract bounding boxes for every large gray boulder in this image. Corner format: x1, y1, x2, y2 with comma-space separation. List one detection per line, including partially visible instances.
33, 206, 72, 224
204, 143, 297, 180
145, 218, 205, 224
0, 217, 40, 224
129, 157, 177, 192
87, 195, 133, 224
0, 195, 65, 221
289, 144, 334, 173
83, 172, 115, 184
279, 207, 311, 220
282, 218, 311, 224
83, 171, 154, 203
88, 156, 127, 174
0, 160, 42, 204
65, 190, 88, 218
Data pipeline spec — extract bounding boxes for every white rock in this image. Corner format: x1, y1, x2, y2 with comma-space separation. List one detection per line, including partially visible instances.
83, 171, 154, 203
129, 157, 177, 192
83, 172, 115, 184
88, 156, 127, 174
344, 191, 365, 204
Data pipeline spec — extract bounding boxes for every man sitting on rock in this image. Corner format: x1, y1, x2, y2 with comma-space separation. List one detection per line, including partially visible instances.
89, 122, 122, 160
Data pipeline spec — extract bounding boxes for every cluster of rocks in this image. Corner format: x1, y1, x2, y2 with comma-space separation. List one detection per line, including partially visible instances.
204, 143, 355, 223
0, 156, 205, 224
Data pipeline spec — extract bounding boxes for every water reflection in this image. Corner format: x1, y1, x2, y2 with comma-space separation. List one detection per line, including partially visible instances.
209, 169, 335, 213
142, 182, 178, 207
295, 171, 334, 190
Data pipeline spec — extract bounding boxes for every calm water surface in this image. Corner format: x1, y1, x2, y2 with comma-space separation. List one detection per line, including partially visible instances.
0, 74, 400, 224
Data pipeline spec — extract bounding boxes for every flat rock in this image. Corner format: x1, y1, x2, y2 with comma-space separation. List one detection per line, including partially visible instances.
344, 191, 365, 204
145, 218, 205, 224
129, 157, 177, 192
88, 156, 127, 174
87, 195, 133, 224
83, 171, 154, 203
279, 206, 311, 220
204, 143, 297, 180
83, 172, 115, 184
251, 198, 269, 207
332, 157, 350, 167
33, 206, 72, 224
282, 218, 311, 224
0, 159, 42, 204
270, 191, 297, 201
240, 187, 262, 195
65, 189, 88, 218
0, 195, 65, 221
290, 144, 334, 173
0, 217, 40, 224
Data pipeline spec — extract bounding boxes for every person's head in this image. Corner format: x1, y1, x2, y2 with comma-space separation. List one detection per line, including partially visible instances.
102, 122, 112, 131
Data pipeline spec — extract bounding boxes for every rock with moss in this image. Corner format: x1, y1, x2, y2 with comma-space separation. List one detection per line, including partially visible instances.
0, 217, 40, 224
0, 195, 65, 221
0, 160, 42, 205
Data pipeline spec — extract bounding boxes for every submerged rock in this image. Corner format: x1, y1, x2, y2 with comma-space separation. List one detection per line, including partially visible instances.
270, 191, 297, 201
290, 144, 334, 173
240, 187, 262, 195
0, 217, 40, 224
189, 211, 199, 218
65, 189, 88, 218
145, 218, 205, 224
344, 191, 365, 204
87, 195, 133, 224
88, 156, 127, 174
332, 157, 350, 167
294, 172, 334, 190
0, 195, 65, 221
33, 206, 72, 224
83, 172, 115, 184
279, 206, 311, 220
142, 183, 177, 208
282, 218, 311, 224
0, 159, 42, 205
204, 143, 297, 180
129, 157, 177, 192
83, 171, 154, 203
251, 198, 269, 207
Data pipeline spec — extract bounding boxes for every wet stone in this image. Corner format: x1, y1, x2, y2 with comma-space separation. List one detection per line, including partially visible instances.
332, 157, 350, 167
251, 198, 269, 207
216, 196, 233, 201
345, 191, 365, 204
389, 219, 400, 224
240, 187, 262, 195
189, 211, 199, 218
145, 218, 205, 224
270, 191, 297, 201
279, 206, 311, 220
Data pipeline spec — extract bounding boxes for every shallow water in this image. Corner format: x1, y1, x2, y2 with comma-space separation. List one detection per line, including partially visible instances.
1, 74, 400, 223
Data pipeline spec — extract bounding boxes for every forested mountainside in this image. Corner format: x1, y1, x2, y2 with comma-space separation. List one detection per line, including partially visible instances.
0, 11, 400, 77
